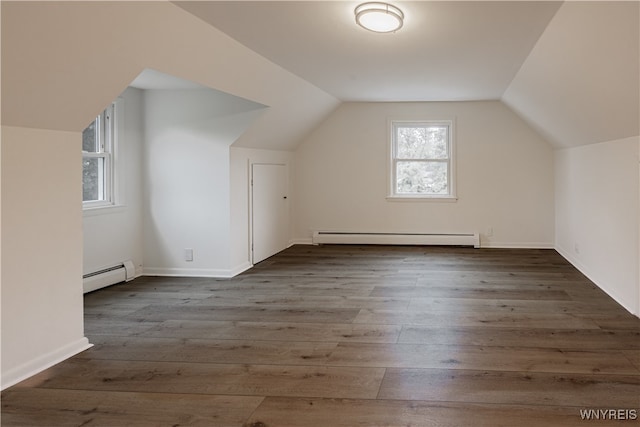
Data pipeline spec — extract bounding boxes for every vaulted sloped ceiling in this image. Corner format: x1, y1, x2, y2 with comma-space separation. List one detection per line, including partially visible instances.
175, 1, 562, 102
2, 1, 638, 151
176, 0, 639, 149
503, 1, 639, 148
0, 1, 339, 151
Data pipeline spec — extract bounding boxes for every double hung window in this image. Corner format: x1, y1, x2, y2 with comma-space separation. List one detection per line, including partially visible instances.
390, 120, 455, 199
82, 104, 115, 208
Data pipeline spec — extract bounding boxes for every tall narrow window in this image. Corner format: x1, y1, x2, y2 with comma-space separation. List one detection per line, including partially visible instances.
82, 104, 115, 208
390, 120, 455, 199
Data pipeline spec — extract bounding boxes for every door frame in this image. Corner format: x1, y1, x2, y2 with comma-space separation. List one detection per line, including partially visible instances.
249, 161, 289, 264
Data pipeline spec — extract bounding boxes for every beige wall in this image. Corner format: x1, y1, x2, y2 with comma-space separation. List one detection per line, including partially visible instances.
555, 136, 640, 315
1, 126, 90, 388
293, 101, 555, 248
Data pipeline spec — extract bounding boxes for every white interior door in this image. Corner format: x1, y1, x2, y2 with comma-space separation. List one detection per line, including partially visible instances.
251, 163, 289, 264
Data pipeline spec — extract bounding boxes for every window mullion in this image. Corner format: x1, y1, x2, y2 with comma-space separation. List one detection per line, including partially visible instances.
395, 158, 449, 162
82, 152, 107, 159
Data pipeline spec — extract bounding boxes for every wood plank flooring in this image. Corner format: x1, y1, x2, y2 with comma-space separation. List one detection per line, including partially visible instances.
2, 245, 639, 426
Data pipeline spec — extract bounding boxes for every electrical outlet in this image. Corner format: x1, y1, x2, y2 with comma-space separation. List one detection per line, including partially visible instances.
574, 243, 580, 254
185, 248, 194, 262
486, 226, 493, 237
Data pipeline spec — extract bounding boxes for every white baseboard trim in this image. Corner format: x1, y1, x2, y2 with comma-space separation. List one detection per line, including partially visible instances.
1, 337, 92, 390
555, 244, 638, 317
228, 261, 253, 277
289, 238, 313, 246
480, 241, 555, 249
143, 264, 252, 279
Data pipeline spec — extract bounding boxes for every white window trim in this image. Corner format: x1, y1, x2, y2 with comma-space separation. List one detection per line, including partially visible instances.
83, 99, 123, 211
387, 118, 457, 201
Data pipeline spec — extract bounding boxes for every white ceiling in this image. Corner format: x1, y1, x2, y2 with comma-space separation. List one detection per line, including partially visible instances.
1, 1, 339, 151
502, 1, 640, 147
4, 1, 635, 150
129, 68, 207, 90
175, 1, 563, 102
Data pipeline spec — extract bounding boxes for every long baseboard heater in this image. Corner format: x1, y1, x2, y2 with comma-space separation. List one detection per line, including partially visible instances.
83, 260, 135, 294
312, 231, 480, 248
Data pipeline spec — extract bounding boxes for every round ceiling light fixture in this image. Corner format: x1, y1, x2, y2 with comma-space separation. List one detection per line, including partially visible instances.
355, 2, 404, 33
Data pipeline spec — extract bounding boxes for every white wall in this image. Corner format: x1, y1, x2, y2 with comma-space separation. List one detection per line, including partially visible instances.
555, 136, 640, 315
230, 147, 294, 270
83, 88, 145, 278
84, 85, 269, 279
293, 101, 555, 247
142, 89, 265, 277
1, 126, 90, 389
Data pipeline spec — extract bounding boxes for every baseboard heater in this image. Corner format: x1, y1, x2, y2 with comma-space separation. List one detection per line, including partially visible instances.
83, 260, 135, 294
312, 231, 480, 248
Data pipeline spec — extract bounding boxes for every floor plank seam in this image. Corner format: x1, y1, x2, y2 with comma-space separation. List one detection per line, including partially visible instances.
5, 245, 639, 426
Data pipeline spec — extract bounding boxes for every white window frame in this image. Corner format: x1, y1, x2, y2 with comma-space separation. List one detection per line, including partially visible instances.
83, 103, 117, 210
388, 119, 457, 201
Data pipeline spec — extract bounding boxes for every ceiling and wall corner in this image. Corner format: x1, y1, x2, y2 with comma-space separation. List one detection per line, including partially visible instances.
502, 1, 640, 149
174, 1, 563, 103
174, 1, 639, 150
3, 1, 636, 150
0, 1, 340, 151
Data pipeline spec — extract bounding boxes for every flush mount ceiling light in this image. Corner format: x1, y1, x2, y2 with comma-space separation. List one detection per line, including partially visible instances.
355, 2, 404, 33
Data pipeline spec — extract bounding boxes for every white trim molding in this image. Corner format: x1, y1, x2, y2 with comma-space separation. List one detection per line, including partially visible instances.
289, 238, 314, 246
143, 263, 252, 279
556, 244, 638, 317
1, 337, 92, 390
481, 241, 555, 249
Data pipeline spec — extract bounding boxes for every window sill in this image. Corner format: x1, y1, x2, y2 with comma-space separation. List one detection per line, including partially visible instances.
83, 204, 126, 217
386, 195, 458, 203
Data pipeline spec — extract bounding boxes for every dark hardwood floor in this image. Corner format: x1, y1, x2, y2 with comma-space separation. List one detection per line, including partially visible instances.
2, 245, 639, 426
